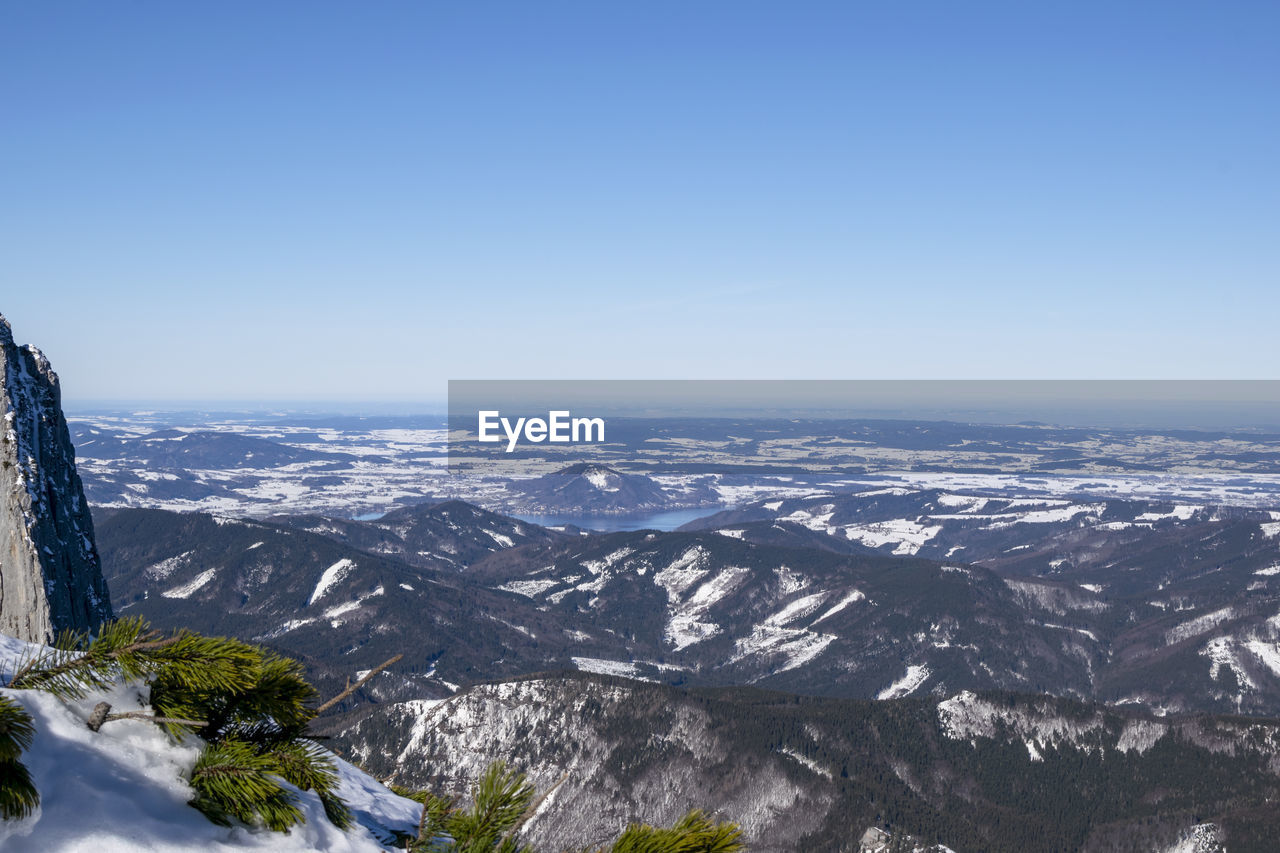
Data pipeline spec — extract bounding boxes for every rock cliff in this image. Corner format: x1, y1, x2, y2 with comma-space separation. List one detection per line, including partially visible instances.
0, 314, 111, 641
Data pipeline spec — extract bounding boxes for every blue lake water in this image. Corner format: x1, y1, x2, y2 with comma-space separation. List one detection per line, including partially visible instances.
512, 507, 725, 532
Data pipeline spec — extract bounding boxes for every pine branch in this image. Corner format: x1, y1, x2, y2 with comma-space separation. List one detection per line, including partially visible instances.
9, 618, 182, 698
502, 771, 569, 844
85, 702, 208, 732
0, 696, 38, 819
315, 654, 403, 715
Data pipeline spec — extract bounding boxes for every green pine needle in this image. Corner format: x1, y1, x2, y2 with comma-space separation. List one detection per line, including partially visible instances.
0, 697, 38, 820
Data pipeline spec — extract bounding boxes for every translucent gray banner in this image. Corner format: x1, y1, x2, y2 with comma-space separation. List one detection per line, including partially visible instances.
447, 380, 1280, 475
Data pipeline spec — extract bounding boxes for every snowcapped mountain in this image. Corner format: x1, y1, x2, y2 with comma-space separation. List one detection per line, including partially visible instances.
95, 490, 1280, 716
93, 507, 618, 704
267, 499, 565, 572
325, 671, 1275, 853
466, 527, 1105, 698
682, 487, 1280, 715
510, 463, 671, 514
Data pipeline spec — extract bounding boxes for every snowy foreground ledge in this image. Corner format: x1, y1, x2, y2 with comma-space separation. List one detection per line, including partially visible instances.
0, 634, 420, 852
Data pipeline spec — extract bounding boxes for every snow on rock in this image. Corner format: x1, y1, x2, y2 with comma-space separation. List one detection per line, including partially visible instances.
1199, 637, 1257, 690
145, 551, 195, 582
664, 566, 751, 651
773, 565, 809, 595
876, 665, 930, 700
308, 559, 357, 606
937, 690, 1110, 750
652, 547, 710, 599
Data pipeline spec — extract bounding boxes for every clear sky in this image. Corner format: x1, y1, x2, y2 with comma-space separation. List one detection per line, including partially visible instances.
2, 1, 1277, 404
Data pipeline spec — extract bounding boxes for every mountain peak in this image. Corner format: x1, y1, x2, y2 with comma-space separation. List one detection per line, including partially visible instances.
0, 315, 112, 641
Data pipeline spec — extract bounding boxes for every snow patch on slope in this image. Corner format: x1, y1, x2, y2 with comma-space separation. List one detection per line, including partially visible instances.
309, 558, 357, 606
161, 568, 216, 600
876, 665, 930, 699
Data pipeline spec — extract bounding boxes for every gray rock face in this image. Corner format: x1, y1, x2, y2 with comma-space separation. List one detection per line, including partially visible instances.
0, 314, 111, 642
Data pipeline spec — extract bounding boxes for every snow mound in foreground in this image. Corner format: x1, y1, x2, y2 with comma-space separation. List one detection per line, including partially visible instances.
0, 635, 420, 851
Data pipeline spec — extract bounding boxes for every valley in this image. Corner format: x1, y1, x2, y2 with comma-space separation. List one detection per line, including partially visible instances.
58, 407, 1280, 850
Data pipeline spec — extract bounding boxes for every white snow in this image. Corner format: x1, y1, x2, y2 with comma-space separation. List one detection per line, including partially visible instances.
144, 552, 194, 582
496, 578, 561, 598
812, 589, 866, 625
0, 675, 419, 851
1160, 824, 1224, 853
160, 569, 216, 600
1200, 637, 1257, 690
308, 559, 357, 606
1166, 608, 1235, 645
583, 469, 612, 490
731, 627, 835, 675
876, 665, 930, 700
763, 591, 830, 628
570, 657, 648, 679
777, 747, 833, 779
1042, 623, 1100, 643
664, 566, 751, 650
843, 519, 941, 556
653, 547, 711, 599
1244, 640, 1280, 678
936, 493, 989, 511
773, 565, 810, 595
483, 530, 514, 548
1254, 564, 1280, 577
1136, 505, 1198, 522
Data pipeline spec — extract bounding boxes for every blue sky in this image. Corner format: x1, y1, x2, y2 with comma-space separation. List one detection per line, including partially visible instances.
2, 1, 1277, 403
